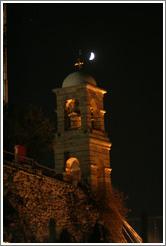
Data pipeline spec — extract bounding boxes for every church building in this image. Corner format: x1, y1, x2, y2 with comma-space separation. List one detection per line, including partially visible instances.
53, 71, 112, 189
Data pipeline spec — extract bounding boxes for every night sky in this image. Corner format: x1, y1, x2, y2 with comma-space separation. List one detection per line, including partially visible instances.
6, 2, 163, 219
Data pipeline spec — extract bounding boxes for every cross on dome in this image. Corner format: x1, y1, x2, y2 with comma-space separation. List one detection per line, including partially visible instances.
74, 50, 84, 69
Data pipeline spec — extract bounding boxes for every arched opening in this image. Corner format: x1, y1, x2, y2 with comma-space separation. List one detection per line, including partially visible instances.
65, 157, 81, 186
64, 99, 81, 131
90, 99, 101, 130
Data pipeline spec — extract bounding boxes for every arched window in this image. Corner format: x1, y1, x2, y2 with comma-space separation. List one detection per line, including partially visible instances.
90, 100, 101, 130
64, 99, 81, 131
65, 157, 81, 186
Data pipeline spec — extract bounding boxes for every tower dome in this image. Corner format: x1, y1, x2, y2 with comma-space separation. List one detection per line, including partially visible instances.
62, 71, 97, 88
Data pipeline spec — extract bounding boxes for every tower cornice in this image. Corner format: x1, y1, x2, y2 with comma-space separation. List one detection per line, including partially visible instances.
52, 84, 107, 96
86, 84, 107, 95
90, 137, 112, 150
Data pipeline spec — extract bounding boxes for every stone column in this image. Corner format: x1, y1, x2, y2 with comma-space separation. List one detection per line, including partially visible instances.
91, 164, 98, 187
104, 167, 112, 191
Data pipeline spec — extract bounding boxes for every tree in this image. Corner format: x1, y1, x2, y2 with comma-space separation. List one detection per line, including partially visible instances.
79, 182, 129, 243
4, 104, 55, 163
96, 185, 129, 243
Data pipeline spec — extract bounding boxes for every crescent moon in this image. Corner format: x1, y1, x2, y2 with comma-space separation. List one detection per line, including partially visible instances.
89, 52, 95, 60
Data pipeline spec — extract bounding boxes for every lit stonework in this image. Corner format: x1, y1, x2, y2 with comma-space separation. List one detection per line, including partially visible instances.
52, 71, 112, 188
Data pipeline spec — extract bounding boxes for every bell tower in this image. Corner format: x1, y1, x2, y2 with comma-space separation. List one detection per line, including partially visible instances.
52, 71, 112, 188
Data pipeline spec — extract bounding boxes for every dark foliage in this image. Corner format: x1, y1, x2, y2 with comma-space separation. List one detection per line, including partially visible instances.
3, 104, 55, 163
96, 186, 129, 242
88, 221, 102, 242
88, 221, 111, 243
58, 228, 72, 243
3, 196, 35, 243
80, 182, 129, 242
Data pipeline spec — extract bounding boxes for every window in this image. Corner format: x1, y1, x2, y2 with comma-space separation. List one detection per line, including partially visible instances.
64, 99, 81, 130
90, 104, 101, 131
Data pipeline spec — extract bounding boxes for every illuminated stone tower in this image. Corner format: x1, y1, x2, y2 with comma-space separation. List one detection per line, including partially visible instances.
52, 71, 112, 188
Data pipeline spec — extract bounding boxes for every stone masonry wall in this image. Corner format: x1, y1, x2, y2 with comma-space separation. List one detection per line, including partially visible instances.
3, 163, 100, 243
